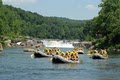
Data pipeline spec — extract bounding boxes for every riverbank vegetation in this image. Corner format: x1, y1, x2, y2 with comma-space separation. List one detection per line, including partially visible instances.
90, 0, 120, 50
0, 0, 120, 50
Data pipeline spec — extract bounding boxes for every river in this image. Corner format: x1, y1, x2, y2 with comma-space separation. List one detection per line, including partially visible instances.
0, 47, 120, 80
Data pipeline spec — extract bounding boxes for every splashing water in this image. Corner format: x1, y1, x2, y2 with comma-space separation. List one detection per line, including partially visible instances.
42, 40, 74, 48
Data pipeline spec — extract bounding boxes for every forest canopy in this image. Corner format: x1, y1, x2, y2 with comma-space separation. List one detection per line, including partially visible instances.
0, 0, 90, 40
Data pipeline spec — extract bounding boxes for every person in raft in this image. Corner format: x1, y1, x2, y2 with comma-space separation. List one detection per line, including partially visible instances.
66, 51, 79, 61
100, 48, 108, 57
44, 48, 51, 55
71, 51, 79, 61
55, 50, 79, 61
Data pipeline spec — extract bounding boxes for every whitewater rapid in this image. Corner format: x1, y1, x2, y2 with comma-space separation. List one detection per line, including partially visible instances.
41, 40, 74, 48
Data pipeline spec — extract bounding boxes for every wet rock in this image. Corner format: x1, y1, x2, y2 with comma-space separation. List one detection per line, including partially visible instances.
0, 43, 3, 51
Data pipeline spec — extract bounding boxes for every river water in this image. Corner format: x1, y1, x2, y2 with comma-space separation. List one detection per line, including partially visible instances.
0, 47, 120, 80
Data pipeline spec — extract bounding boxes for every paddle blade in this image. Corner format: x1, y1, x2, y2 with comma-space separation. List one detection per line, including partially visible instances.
49, 58, 53, 60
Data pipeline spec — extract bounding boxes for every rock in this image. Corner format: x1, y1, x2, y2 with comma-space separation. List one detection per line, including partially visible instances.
0, 43, 3, 51
23, 48, 36, 52
5, 40, 12, 47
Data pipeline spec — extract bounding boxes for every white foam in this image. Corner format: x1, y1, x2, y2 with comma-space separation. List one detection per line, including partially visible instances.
42, 40, 74, 48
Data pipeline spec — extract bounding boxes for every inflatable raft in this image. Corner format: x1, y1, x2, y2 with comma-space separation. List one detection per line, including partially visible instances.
91, 53, 108, 59
31, 51, 52, 58
52, 55, 79, 63
77, 50, 84, 54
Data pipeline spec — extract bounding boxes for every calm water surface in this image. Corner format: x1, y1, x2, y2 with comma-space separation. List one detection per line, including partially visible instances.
0, 47, 120, 80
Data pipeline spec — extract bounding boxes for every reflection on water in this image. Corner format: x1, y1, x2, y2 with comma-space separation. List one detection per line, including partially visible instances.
52, 63, 79, 69
0, 47, 120, 80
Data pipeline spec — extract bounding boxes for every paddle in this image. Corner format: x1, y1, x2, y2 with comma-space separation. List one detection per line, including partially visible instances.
30, 54, 34, 58
50, 58, 53, 60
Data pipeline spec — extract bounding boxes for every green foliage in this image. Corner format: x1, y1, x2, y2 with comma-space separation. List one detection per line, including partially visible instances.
91, 0, 120, 49
0, 0, 2, 6
0, 5, 21, 37
0, 4, 89, 40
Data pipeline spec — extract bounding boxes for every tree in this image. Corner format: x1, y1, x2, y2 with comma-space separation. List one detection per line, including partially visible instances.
92, 0, 120, 48
0, 0, 2, 5
0, 2, 89, 40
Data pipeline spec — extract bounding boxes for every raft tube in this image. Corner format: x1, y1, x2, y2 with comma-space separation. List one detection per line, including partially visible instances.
31, 51, 52, 58
91, 53, 108, 59
77, 50, 84, 54
52, 55, 79, 63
